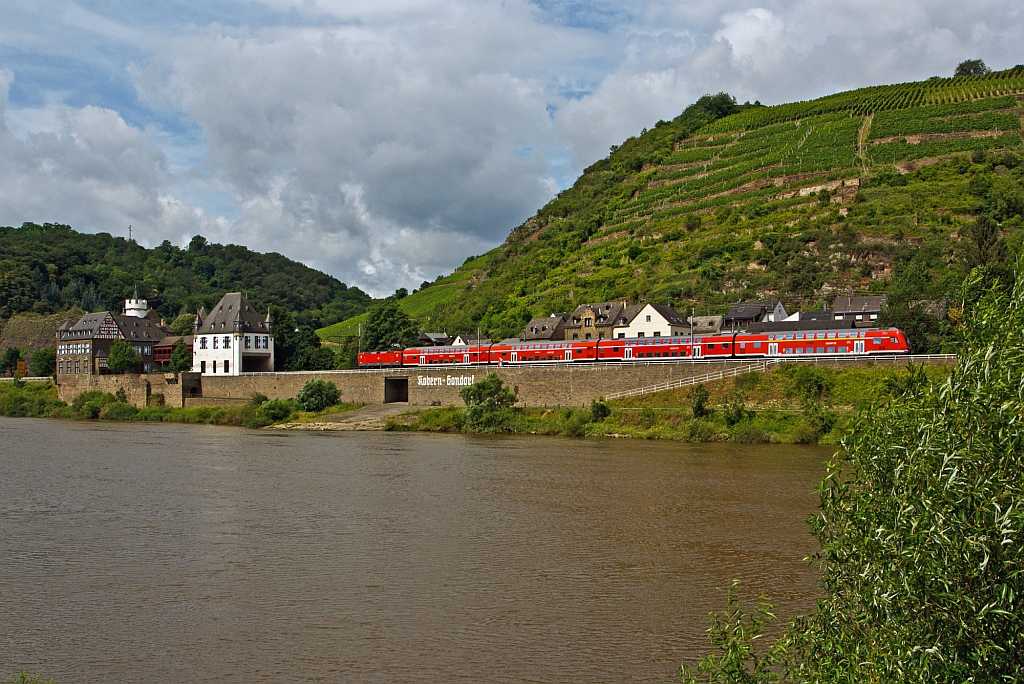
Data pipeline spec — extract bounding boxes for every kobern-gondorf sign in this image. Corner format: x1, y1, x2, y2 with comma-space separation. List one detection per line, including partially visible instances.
417, 375, 476, 387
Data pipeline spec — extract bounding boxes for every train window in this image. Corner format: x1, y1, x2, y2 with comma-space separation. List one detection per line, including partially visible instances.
827, 333, 836, 339
708, 343, 714, 349
754, 342, 762, 348
872, 338, 881, 344
890, 337, 897, 343
816, 347, 824, 353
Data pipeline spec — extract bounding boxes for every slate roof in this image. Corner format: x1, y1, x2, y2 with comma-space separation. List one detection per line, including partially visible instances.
832, 295, 887, 314
646, 303, 687, 326
724, 299, 782, 321
195, 293, 271, 335
687, 315, 723, 334
114, 311, 171, 342
522, 313, 568, 340
565, 301, 630, 327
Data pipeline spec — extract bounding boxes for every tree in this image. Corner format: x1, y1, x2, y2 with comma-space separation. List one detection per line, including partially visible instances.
460, 373, 518, 433
106, 340, 141, 374
0, 260, 35, 319
683, 267, 1024, 682
168, 311, 195, 336
955, 59, 991, 76
362, 299, 417, 352
167, 339, 192, 372
29, 346, 56, 377
296, 378, 340, 412
688, 383, 710, 418
0, 346, 23, 376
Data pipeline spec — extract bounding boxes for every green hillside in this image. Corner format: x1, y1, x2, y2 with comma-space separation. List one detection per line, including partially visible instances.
320, 68, 1024, 350
0, 223, 371, 327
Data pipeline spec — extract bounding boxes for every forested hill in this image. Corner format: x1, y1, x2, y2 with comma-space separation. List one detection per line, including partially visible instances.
0, 223, 370, 327
322, 66, 1024, 351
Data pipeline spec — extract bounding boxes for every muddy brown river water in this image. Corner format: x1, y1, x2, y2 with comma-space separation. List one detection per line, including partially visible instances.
0, 417, 828, 682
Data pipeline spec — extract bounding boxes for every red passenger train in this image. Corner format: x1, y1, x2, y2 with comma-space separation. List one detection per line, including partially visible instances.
358, 327, 911, 367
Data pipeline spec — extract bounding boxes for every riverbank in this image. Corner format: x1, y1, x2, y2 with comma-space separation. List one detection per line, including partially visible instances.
0, 379, 361, 428
384, 362, 952, 444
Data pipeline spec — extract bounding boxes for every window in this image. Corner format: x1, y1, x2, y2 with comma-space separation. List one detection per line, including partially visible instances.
212, 337, 218, 350
245, 336, 251, 349
598, 333, 605, 339
58, 360, 64, 374
200, 337, 208, 349
212, 360, 217, 373
870, 314, 878, 320
645, 315, 651, 322
638, 332, 644, 338
817, 347, 824, 353
585, 333, 592, 340
83, 361, 88, 374
75, 360, 80, 374
223, 336, 231, 349
653, 332, 661, 337
618, 332, 625, 338
872, 338, 881, 345
201, 361, 206, 373
855, 314, 863, 320
754, 342, 762, 348
224, 360, 229, 373
263, 336, 269, 349
572, 334, 579, 340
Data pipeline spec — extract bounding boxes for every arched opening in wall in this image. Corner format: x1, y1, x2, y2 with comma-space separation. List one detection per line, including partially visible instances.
384, 377, 408, 403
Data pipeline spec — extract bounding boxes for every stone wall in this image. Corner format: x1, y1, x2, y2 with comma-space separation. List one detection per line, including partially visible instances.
57, 355, 955, 410
56, 372, 194, 409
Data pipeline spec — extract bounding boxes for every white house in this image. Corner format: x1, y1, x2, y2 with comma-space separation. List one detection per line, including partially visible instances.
192, 292, 274, 376
612, 303, 689, 339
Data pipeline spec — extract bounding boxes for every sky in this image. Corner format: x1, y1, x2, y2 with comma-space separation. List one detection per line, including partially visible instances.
0, 1, 1021, 296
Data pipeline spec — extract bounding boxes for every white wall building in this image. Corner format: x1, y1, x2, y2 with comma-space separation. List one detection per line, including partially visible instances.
192, 292, 274, 376
612, 303, 689, 339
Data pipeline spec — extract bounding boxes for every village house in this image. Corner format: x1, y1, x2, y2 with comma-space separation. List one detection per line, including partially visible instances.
451, 333, 492, 346
563, 301, 632, 340
831, 295, 887, 326
687, 315, 724, 335
192, 292, 274, 375
722, 299, 788, 331
521, 313, 569, 341
611, 303, 688, 338
55, 290, 172, 377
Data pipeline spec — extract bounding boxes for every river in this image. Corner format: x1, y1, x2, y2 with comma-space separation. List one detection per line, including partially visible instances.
0, 417, 828, 682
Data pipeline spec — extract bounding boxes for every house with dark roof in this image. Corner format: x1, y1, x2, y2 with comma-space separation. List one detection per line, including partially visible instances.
687, 315, 724, 335
722, 299, 788, 330
417, 332, 450, 346
55, 291, 172, 377
611, 303, 688, 338
192, 292, 274, 375
831, 295, 887, 326
522, 313, 569, 341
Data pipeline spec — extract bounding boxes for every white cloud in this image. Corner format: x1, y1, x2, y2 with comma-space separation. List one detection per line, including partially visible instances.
0, 0, 1022, 296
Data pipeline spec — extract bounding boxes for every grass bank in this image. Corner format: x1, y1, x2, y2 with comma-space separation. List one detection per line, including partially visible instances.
386, 362, 952, 444
0, 379, 360, 429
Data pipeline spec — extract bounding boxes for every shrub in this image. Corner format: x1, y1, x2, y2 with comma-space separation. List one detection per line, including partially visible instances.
106, 339, 141, 374
261, 398, 295, 422
461, 373, 518, 433
296, 379, 340, 412
561, 409, 591, 436
590, 398, 611, 422
731, 423, 771, 444
683, 418, 718, 442
689, 383, 711, 418
722, 391, 751, 427
114, 387, 128, 403
71, 390, 116, 419
148, 393, 165, 407
414, 406, 465, 432
100, 402, 139, 421
248, 393, 269, 407
733, 371, 761, 391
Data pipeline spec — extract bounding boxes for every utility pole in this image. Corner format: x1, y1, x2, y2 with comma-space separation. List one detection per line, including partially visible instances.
128, 225, 132, 242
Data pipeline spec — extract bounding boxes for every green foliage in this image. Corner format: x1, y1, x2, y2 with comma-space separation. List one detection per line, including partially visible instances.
590, 398, 611, 422
296, 378, 340, 412
362, 298, 418, 352
0, 346, 23, 375
258, 398, 295, 422
733, 372, 761, 392
168, 312, 195, 336
460, 373, 518, 433
955, 59, 991, 76
681, 581, 786, 684
106, 339, 140, 374
167, 340, 191, 372
114, 387, 128, 403
29, 346, 55, 377
781, 365, 833, 402
687, 267, 1024, 682
722, 391, 751, 427
0, 379, 66, 417
0, 223, 370, 327
101, 402, 139, 420
689, 383, 711, 418
248, 392, 269, 406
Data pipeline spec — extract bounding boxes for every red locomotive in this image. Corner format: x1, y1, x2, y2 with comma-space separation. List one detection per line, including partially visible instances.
358, 327, 910, 367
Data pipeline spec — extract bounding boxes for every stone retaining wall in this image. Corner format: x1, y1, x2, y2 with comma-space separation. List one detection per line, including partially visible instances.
56, 372, 196, 409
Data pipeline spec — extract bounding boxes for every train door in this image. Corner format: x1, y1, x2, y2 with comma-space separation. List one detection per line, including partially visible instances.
692, 345, 701, 358
511, 352, 517, 362
419, 354, 425, 365
854, 340, 865, 354
768, 343, 779, 356
565, 349, 572, 361
463, 353, 470, 363
624, 346, 633, 360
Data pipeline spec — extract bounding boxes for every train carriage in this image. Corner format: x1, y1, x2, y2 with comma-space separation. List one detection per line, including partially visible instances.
359, 326, 911, 367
